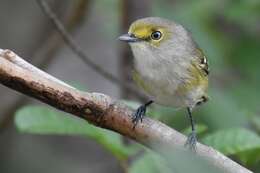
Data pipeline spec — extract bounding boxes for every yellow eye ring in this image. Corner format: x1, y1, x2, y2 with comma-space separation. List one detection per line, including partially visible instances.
151, 31, 162, 40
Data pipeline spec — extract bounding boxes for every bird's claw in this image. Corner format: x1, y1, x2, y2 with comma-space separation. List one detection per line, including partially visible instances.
185, 131, 197, 152
132, 105, 146, 129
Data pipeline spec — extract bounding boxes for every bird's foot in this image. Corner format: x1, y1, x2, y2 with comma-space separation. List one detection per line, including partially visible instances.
185, 130, 197, 152
132, 105, 147, 129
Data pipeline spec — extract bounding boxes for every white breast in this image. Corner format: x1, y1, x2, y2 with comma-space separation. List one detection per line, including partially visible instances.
130, 42, 192, 107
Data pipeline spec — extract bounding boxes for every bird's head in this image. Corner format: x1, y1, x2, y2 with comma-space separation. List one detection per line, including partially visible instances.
119, 17, 173, 47
119, 17, 194, 63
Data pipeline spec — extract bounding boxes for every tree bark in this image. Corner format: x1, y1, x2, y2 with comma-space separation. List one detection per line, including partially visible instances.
0, 49, 252, 173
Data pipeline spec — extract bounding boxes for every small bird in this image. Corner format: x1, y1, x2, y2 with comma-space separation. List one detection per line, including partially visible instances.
119, 17, 209, 150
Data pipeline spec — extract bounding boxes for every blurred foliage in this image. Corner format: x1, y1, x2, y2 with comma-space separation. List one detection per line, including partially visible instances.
14, 0, 260, 172
129, 150, 172, 173
15, 106, 140, 161
182, 124, 208, 136
202, 128, 260, 155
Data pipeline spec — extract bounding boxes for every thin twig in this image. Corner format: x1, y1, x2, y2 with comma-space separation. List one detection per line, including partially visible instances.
36, 0, 146, 101
0, 0, 90, 132
0, 49, 253, 173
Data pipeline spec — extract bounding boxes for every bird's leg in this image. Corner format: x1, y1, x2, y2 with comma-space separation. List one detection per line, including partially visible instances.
132, 100, 154, 129
185, 107, 197, 151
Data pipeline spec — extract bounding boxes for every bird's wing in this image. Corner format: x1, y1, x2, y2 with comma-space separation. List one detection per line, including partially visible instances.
194, 48, 209, 76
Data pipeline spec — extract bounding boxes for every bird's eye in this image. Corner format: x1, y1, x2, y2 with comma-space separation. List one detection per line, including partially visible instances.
151, 31, 162, 40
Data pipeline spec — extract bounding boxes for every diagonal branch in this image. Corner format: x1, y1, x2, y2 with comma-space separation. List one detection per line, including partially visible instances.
0, 49, 252, 173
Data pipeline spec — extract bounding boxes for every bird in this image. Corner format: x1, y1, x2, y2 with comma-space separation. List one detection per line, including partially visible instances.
119, 17, 209, 150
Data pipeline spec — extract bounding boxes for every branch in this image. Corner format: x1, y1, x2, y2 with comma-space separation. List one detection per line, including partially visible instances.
36, 0, 146, 101
0, 49, 252, 173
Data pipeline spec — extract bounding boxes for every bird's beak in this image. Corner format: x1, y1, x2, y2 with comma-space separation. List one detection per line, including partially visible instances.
118, 34, 140, 43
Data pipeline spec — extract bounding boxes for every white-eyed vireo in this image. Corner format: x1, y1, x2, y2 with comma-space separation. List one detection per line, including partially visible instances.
119, 17, 209, 150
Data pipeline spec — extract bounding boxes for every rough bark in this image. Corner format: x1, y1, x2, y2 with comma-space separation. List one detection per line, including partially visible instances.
0, 49, 252, 173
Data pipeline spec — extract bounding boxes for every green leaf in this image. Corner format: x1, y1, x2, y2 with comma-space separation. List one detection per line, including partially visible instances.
129, 151, 172, 173
182, 124, 208, 136
237, 148, 260, 166
130, 148, 224, 173
202, 128, 260, 155
15, 105, 139, 160
15, 106, 91, 135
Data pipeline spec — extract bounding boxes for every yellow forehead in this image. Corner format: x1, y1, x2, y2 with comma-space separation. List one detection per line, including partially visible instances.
129, 22, 167, 39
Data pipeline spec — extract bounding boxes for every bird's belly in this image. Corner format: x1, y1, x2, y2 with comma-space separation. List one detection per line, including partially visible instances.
133, 70, 186, 108
146, 79, 185, 107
